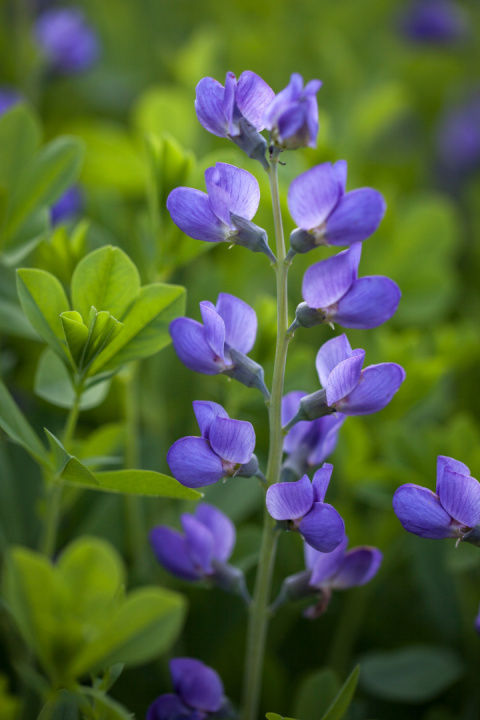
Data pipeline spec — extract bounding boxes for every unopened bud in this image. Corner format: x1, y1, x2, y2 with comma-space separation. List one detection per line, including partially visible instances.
294, 302, 326, 329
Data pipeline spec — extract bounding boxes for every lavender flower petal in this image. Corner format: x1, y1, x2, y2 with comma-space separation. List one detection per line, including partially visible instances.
307, 535, 349, 579
325, 188, 386, 246
235, 71, 275, 130
288, 164, 343, 231
181, 515, 215, 575
209, 417, 255, 465
436, 455, 470, 490
336, 363, 405, 414
216, 293, 257, 355
167, 188, 228, 242
195, 77, 228, 137
332, 276, 401, 329
146, 693, 189, 720
302, 244, 362, 309
167, 437, 225, 488
170, 658, 223, 713
266, 475, 314, 521
437, 469, 480, 529
199, 303, 226, 360
307, 414, 346, 466
282, 391, 310, 454
35, 8, 99, 74
195, 503, 235, 563
149, 527, 200, 581
330, 547, 383, 589
326, 352, 366, 406
333, 160, 347, 192
393, 484, 455, 538
299, 502, 345, 552
170, 318, 225, 374
312, 463, 334, 503
192, 401, 229, 439
316, 334, 354, 387
207, 163, 260, 221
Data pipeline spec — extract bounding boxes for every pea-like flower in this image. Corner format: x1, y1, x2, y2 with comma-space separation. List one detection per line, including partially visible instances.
393, 456, 480, 542
167, 401, 258, 489
287, 161, 386, 254
0, 87, 22, 117
475, 605, 480, 636
35, 9, 99, 74
195, 71, 274, 166
167, 162, 275, 261
266, 464, 345, 553
263, 73, 322, 150
51, 186, 83, 225
281, 391, 345, 481
293, 243, 401, 331
147, 657, 229, 720
399, 0, 468, 45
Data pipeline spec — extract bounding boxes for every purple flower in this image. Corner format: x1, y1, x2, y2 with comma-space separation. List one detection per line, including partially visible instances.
51, 186, 83, 225
167, 401, 257, 489
35, 9, 99, 74
195, 71, 274, 166
295, 243, 401, 330
475, 605, 480, 636
0, 87, 22, 116
399, 0, 468, 44
393, 456, 480, 541
266, 464, 345, 552
287, 161, 386, 254
263, 73, 322, 150
147, 657, 226, 720
437, 94, 480, 176
167, 163, 274, 260
281, 391, 345, 480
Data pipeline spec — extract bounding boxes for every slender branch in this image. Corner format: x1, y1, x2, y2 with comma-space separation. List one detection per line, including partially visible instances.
40, 478, 64, 557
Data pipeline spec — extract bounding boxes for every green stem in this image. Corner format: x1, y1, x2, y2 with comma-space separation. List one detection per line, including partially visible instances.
242, 150, 291, 720
40, 479, 64, 557
62, 388, 82, 448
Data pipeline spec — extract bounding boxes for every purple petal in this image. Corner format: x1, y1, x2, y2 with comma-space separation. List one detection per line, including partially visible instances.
331, 276, 401, 329
288, 163, 343, 231
149, 527, 200, 581
312, 463, 334, 502
167, 187, 228, 242
437, 468, 480, 528
167, 437, 225, 488
147, 693, 190, 720
329, 547, 383, 589
266, 475, 313, 521
195, 503, 235, 563
199, 303, 225, 360
302, 245, 362, 309
170, 658, 223, 713
277, 104, 308, 142
181, 514, 214, 574
170, 318, 225, 375
209, 417, 255, 464
326, 352, 365, 406
335, 363, 405, 415
263, 74, 300, 127
192, 401, 229, 439
305, 95, 320, 148
208, 163, 260, 220
307, 414, 346, 466
204, 167, 233, 226
392, 484, 456, 538
436, 455, 470, 492
282, 391, 310, 454
215, 293, 257, 355
307, 535, 348, 579
316, 334, 354, 387
333, 160, 347, 192
236, 71, 275, 131
195, 77, 228, 137
223, 72, 237, 136
299, 502, 345, 553
325, 188, 386, 246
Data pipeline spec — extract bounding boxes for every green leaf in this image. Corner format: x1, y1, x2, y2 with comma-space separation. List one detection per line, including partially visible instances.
89, 282, 186, 374
78, 689, 133, 720
0, 673, 21, 720
70, 586, 186, 677
359, 646, 464, 703
4, 136, 84, 242
82, 309, 124, 368
76, 423, 125, 469
2, 206, 49, 265
0, 104, 41, 191
0, 297, 39, 339
35, 349, 110, 410
93, 469, 202, 499
45, 430, 100, 486
71, 245, 141, 323
294, 668, 341, 720
37, 691, 79, 720
0, 376, 49, 467
60, 311, 89, 365
265, 713, 296, 720
320, 665, 360, 720
16, 268, 70, 358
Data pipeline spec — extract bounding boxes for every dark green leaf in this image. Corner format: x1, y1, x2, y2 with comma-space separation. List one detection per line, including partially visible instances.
93, 469, 202, 499
294, 668, 341, 720
78, 688, 133, 720
0, 376, 49, 467
45, 430, 100, 486
35, 349, 110, 410
37, 691, 79, 720
320, 665, 359, 720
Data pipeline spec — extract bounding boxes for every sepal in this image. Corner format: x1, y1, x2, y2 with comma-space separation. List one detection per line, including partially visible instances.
223, 348, 270, 399
289, 227, 320, 255
229, 116, 269, 169
211, 561, 251, 606
294, 301, 326, 329
229, 214, 276, 263
269, 570, 316, 613
460, 524, 480, 547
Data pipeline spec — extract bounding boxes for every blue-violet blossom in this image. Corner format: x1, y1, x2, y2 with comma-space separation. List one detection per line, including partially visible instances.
399, 0, 468, 45
51, 186, 83, 225
167, 401, 258, 489
263, 73, 322, 150
393, 456, 480, 543
167, 162, 274, 260
0, 87, 22, 116
288, 161, 386, 254
35, 8, 99, 74
294, 243, 401, 330
266, 464, 345, 552
147, 657, 228, 720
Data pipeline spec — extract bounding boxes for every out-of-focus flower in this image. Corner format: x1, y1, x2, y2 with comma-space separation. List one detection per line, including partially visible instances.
51, 186, 83, 225
393, 456, 480, 541
167, 162, 274, 260
288, 161, 386, 254
167, 401, 258, 489
474, 604, 480, 635
147, 658, 228, 720
399, 0, 468, 45
0, 87, 22, 116
266, 464, 345, 552
263, 73, 322, 150
294, 243, 401, 330
35, 8, 99, 74
195, 71, 274, 166
437, 94, 480, 176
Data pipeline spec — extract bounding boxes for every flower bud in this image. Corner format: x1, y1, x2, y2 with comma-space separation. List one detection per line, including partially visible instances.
294, 301, 326, 329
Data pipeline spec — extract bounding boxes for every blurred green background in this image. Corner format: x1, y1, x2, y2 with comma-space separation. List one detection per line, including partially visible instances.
1, 0, 480, 718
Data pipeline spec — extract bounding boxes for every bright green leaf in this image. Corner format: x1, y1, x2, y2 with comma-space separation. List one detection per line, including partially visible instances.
35, 350, 110, 410
45, 430, 100, 486
0, 376, 49, 467
320, 665, 359, 720
93, 469, 202, 499
60, 311, 89, 365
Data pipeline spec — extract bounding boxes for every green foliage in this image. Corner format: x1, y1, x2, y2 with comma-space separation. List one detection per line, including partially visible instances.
293, 668, 341, 720
3, 538, 186, 686
0, 674, 20, 720
93, 469, 202, 499
0, 376, 50, 467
